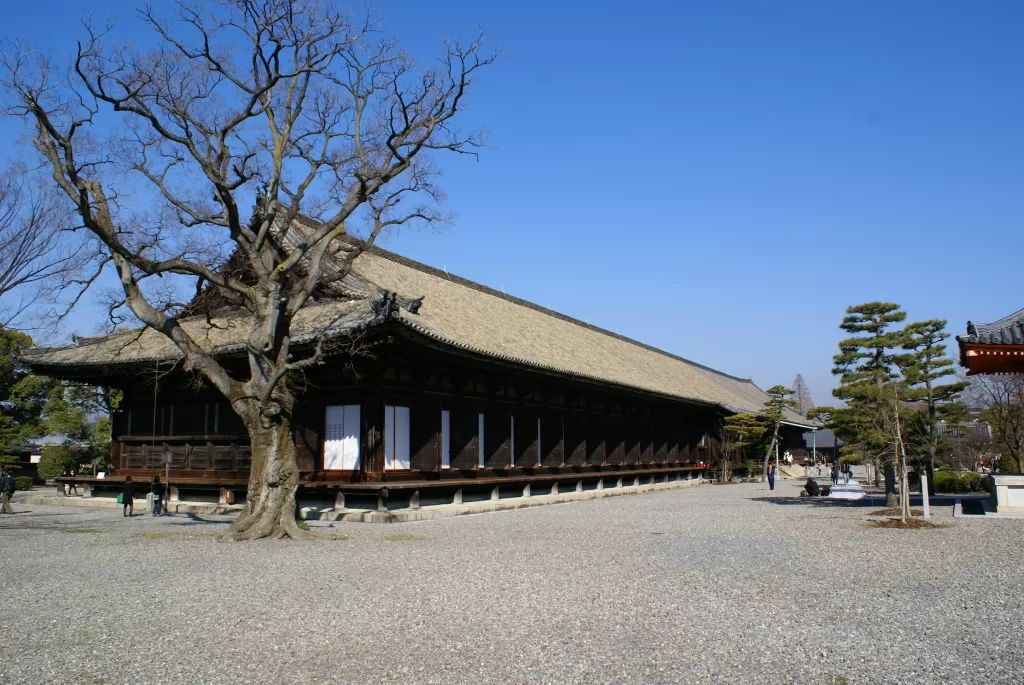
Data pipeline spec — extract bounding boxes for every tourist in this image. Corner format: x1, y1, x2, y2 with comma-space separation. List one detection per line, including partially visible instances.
831, 462, 839, 486
151, 476, 163, 517
122, 476, 135, 517
767, 463, 776, 491
843, 464, 851, 485
0, 468, 14, 514
803, 477, 820, 497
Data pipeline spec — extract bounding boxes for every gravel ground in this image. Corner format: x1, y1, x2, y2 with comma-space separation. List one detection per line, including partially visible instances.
1, 476, 1022, 685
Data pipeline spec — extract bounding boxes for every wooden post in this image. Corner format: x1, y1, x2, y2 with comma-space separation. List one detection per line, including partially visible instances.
921, 475, 931, 519
362, 394, 386, 483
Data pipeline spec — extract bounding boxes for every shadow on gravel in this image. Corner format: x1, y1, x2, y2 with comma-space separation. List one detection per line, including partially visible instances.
167, 513, 233, 528
751, 496, 887, 509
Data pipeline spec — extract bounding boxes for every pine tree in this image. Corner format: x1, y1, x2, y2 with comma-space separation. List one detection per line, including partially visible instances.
832, 302, 907, 506
792, 373, 815, 415
898, 320, 967, 495
761, 385, 798, 481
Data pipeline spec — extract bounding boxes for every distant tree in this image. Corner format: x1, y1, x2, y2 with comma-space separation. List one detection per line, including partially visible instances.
37, 443, 72, 481
710, 422, 737, 483
966, 375, 1024, 472
0, 166, 79, 326
832, 302, 907, 506
0, 327, 53, 457
717, 412, 769, 482
898, 320, 967, 495
792, 373, 815, 415
760, 385, 797, 482
45, 382, 119, 448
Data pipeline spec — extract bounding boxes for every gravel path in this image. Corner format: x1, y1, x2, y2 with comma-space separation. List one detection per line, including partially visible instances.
1, 477, 1021, 685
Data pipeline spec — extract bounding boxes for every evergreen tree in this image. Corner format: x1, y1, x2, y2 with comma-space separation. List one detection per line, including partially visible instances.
0, 327, 53, 463
723, 412, 769, 455
792, 373, 815, 415
761, 385, 798, 481
898, 320, 967, 495
832, 302, 907, 506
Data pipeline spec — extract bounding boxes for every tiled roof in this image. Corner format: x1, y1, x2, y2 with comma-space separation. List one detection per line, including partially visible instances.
957, 308, 1024, 345
22, 219, 816, 426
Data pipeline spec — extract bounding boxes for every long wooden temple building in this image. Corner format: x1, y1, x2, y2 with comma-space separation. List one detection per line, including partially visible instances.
22, 217, 816, 511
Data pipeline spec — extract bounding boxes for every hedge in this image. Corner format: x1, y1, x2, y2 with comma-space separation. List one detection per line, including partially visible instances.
933, 470, 967, 494
14, 476, 33, 491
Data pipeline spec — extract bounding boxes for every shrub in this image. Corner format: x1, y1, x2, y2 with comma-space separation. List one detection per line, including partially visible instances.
933, 470, 966, 494
37, 444, 73, 481
13, 476, 33, 491
960, 472, 982, 492
998, 455, 1021, 473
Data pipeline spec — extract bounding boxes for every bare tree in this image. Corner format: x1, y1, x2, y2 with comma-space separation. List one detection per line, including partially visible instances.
0, 167, 78, 326
1, 0, 499, 540
792, 373, 814, 415
965, 375, 1024, 472
710, 422, 737, 483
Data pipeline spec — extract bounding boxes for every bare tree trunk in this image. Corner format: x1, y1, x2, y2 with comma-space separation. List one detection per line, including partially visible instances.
218, 399, 316, 542
884, 462, 898, 508
762, 422, 780, 483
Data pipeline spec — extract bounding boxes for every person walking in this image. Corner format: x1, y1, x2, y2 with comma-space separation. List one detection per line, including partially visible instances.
767, 463, 776, 491
831, 461, 840, 486
122, 476, 135, 517
1, 469, 15, 514
843, 463, 851, 485
151, 476, 163, 516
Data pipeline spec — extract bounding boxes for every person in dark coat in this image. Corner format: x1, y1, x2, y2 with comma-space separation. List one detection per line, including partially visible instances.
767, 463, 776, 491
151, 476, 163, 516
831, 461, 840, 485
122, 476, 135, 517
804, 478, 820, 497
1, 469, 15, 514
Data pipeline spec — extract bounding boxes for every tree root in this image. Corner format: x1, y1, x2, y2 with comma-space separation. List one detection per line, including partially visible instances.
216, 505, 338, 542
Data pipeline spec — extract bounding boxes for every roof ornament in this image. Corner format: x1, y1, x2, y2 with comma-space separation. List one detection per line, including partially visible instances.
371, 291, 400, 319
401, 296, 424, 314
967, 321, 977, 337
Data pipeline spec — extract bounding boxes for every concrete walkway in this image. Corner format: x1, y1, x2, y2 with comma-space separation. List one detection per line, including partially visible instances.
828, 478, 866, 500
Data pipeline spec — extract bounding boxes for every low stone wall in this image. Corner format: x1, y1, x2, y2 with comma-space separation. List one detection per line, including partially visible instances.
15, 476, 705, 523
990, 474, 1024, 514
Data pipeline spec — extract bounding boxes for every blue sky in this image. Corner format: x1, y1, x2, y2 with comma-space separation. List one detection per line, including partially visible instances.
2, 0, 1022, 406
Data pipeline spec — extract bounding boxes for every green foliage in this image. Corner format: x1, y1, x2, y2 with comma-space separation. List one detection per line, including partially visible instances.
838, 452, 863, 465
722, 412, 769, 455
13, 476, 32, 491
37, 443, 73, 480
933, 470, 967, 494
960, 472, 983, 492
0, 326, 54, 451
898, 319, 968, 472
998, 454, 1021, 473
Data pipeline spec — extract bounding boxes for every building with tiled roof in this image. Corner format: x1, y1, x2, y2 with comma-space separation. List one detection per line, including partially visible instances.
22, 216, 816, 508
956, 308, 1024, 375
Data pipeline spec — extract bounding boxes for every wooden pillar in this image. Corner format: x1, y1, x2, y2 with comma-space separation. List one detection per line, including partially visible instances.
361, 393, 385, 483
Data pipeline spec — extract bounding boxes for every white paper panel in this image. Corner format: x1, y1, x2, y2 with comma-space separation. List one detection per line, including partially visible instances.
324, 404, 360, 470
478, 413, 485, 467
441, 410, 451, 469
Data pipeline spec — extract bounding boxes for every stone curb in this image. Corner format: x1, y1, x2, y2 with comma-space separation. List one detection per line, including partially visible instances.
13, 478, 705, 523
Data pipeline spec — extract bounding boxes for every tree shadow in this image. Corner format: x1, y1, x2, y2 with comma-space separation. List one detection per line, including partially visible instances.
751, 496, 889, 509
